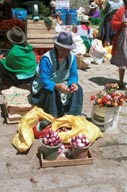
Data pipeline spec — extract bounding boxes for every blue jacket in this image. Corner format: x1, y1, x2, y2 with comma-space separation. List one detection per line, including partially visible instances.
32, 49, 78, 94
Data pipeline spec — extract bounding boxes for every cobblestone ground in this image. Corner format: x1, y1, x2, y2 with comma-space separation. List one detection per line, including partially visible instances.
0, 61, 127, 192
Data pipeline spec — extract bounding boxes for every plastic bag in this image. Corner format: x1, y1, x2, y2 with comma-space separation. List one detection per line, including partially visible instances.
12, 107, 103, 152
89, 39, 107, 59
12, 106, 55, 152
51, 115, 103, 143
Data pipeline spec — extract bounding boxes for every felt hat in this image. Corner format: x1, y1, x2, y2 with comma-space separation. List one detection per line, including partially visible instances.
54, 31, 76, 49
89, 2, 98, 9
50, 1, 56, 8
6, 26, 26, 44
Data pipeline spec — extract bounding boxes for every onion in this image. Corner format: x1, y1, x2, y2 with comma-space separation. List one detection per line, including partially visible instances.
78, 134, 85, 139
71, 134, 90, 148
81, 138, 86, 143
70, 85, 75, 92
42, 130, 61, 147
77, 143, 85, 148
53, 131, 58, 137
76, 138, 82, 143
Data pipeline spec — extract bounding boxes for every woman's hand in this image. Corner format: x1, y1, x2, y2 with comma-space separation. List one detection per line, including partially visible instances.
70, 83, 78, 93
55, 83, 69, 93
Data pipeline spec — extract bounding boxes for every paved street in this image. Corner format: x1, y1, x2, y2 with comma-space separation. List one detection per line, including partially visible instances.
0, 60, 127, 192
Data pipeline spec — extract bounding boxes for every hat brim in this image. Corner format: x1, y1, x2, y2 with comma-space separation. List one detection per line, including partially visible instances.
54, 37, 76, 49
6, 30, 26, 44
89, 5, 97, 9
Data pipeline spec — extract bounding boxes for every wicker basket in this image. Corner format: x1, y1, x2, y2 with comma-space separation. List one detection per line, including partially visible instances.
76, 54, 89, 69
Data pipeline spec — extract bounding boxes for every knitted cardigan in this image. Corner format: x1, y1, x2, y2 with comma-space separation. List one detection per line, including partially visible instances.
111, 6, 126, 55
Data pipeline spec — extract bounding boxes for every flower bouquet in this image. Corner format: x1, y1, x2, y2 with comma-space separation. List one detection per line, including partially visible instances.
90, 83, 126, 108
90, 83, 126, 132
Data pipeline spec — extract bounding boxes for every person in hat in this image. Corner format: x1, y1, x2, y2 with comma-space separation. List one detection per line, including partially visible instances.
98, 0, 124, 46
77, 16, 94, 52
28, 31, 83, 117
110, 0, 127, 90
48, 0, 57, 17
0, 26, 37, 88
88, 2, 102, 25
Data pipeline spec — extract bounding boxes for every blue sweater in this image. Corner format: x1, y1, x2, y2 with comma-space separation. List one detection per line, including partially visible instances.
32, 49, 78, 94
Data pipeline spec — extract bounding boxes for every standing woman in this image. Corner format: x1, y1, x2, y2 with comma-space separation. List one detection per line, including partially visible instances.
110, 0, 127, 89
99, 0, 124, 46
29, 31, 83, 117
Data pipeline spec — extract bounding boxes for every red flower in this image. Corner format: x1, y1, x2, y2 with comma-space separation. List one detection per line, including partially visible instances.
90, 95, 95, 101
90, 83, 126, 107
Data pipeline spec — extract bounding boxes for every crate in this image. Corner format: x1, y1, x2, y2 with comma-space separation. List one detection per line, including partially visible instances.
38, 147, 93, 168
26, 19, 57, 49
2, 86, 33, 124
3, 103, 22, 124
3, 103, 33, 124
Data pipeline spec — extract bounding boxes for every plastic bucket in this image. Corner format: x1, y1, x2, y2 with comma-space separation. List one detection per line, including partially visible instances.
56, 9, 67, 25
72, 143, 91, 159
66, 9, 77, 25
125, 85, 127, 97
91, 105, 121, 133
40, 140, 61, 161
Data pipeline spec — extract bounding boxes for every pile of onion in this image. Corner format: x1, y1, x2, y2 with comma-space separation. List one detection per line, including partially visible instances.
42, 130, 61, 147
71, 134, 91, 148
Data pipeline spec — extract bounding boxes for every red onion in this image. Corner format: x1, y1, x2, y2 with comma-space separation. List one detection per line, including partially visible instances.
71, 134, 90, 148
42, 130, 61, 147
70, 85, 75, 92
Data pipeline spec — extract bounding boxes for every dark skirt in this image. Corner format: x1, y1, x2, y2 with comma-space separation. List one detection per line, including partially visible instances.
28, 84, 83, 117
0, 62, 33, 86
111, 27, 127, 68
99, 15, 116, 44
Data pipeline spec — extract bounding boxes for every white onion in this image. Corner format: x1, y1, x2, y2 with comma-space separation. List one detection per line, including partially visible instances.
76, 138, 82, 143
53, 131, 58, 137
81, 138, 86, 143
77, 143, 85, 148
71, 134, 90, 148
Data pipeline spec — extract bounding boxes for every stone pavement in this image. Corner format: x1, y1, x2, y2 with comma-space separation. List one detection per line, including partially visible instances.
0, 60, 127, 192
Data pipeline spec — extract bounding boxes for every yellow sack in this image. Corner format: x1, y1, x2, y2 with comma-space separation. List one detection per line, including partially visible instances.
12, 107, 103, 152
12, 106, 55, 152
51, 115, 103, 143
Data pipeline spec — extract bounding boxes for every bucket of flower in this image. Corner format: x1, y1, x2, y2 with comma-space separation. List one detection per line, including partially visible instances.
90, 83, 126, 133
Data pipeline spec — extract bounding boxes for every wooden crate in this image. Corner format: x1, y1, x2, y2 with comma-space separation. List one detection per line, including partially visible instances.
3, 104, 22, 124
38, 148, 93, 168
26, 19, 57, 48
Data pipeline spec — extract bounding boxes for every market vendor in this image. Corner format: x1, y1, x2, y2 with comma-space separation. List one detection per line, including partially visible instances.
0, 26, 37, 88
28, 31, 83, 117
88, 2, 102, 25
